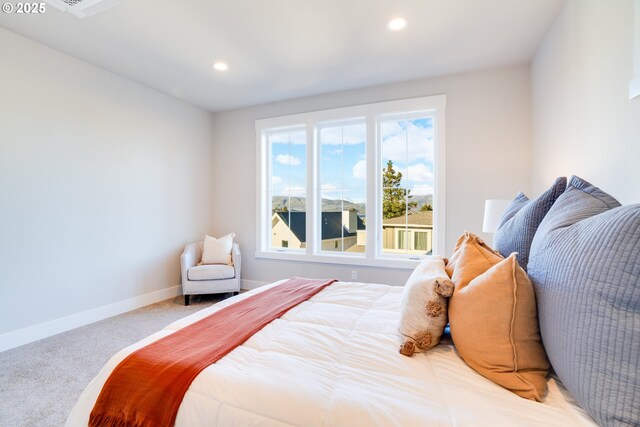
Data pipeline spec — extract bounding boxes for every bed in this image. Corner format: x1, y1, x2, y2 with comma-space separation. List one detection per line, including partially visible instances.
65, 279, 596, 427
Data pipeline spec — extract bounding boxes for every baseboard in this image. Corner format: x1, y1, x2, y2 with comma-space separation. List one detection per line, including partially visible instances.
0, 285, 181, 353
241, 279, 269, 290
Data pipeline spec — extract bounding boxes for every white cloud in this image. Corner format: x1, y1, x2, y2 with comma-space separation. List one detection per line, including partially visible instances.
406, 163, 433, 183
275, 154, 301, 166
320, 124, 366, 145
352, 160, 366, 180
381, 120, 434, 163
271, 178, 306, 195
321, 183, 340, 191
270, 130, 306, 145
320, 183, 341, 199
412, 184, 434, 196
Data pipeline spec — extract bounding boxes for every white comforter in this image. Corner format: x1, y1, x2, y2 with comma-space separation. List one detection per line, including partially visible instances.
66, 280, 596, 426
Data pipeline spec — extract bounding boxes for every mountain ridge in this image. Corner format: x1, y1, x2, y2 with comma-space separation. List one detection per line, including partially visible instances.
272, 195, 433, 215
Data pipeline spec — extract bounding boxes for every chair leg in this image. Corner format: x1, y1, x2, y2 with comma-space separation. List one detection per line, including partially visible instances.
184, 295, 190, 306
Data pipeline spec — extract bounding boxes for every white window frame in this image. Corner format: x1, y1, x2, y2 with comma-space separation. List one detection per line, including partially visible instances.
256, 95, 446, 269
630, 0, 640, 99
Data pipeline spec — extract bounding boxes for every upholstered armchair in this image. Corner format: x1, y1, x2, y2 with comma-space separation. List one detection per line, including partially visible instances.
180, 241, 241, 305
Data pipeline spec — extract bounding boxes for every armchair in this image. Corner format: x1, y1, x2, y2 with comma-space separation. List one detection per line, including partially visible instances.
180, 241, 241, 305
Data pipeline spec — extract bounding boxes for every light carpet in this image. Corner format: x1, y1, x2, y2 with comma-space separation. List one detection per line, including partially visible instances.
0, 294, 227, 427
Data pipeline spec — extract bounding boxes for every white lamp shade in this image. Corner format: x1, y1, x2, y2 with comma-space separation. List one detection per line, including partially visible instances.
482, 199, 511, 233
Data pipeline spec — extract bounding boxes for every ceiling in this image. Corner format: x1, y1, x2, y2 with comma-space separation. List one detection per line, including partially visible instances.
0, 0, 565, 112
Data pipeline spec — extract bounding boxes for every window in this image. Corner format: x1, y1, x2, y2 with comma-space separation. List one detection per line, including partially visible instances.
256, 95, 445, 268
414, 232, 429, 251
397, 229, 408, 251
381, 115, 434, 256
267, 128, 306, 251
319, 120, 366, 254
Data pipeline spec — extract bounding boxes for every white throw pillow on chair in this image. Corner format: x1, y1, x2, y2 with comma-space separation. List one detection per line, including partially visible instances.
201, 233, 235, 265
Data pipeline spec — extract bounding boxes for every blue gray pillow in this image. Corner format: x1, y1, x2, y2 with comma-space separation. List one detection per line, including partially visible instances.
493, 176, 566, 270
528, 176, 639, 426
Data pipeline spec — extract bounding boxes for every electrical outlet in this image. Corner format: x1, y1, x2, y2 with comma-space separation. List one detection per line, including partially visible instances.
351, 270, 357, 280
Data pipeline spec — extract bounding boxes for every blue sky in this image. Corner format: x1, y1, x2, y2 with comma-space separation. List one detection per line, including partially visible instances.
320, 123, 367, 204
270, 117, 434, 205
380, 117, 434, 197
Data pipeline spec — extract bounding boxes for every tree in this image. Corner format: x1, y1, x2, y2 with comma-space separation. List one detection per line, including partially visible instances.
420, 204, 433, 212
272, 200, 288, 214
382, 160, 417, 219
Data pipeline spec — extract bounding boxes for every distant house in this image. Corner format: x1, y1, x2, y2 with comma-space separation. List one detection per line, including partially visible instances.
382, 211, 433, 254
347, 210, 433, 255
271, 210, 365, 251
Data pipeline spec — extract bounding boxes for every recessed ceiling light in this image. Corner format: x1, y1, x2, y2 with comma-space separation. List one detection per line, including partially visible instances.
212, 62, 229, 72
387, 17, 407, 31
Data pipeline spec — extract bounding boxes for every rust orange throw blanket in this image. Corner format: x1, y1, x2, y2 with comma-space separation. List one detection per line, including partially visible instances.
89, 277, 336, 427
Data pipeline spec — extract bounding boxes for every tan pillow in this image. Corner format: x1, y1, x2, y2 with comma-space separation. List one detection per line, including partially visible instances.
398, 256, 454, 356
449, 253, 550, 401
201, 233, 235, 265
446, 232, 503, 287
444, 232, 467, 278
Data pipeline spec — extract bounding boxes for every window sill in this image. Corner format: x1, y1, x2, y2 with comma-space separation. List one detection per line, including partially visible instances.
254, 250, 423, 270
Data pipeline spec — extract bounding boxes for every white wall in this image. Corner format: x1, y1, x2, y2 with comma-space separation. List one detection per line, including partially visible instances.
211, 65, 532, 286
0, 28, 216, 338
532, 0, 640, 204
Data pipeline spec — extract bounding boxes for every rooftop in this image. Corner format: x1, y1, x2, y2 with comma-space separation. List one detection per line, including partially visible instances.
275, 211, 365, 242
383, 211, 433, 226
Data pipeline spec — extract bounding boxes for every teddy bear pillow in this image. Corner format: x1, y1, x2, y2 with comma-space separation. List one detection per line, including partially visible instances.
398, 256, 453, 356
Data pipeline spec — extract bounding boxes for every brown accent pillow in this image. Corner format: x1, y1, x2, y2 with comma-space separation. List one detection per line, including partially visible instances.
449, 254, 550, 401
444, 233, 467, 278
445, 232, 503, 286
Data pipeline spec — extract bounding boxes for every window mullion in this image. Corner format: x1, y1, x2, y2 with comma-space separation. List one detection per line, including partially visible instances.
258, 131, 268, 252
404, 120, 409, 255
434, 107, 446, 256
340, 127, 344, 250
306, 120, 317, 256
365, 114, 377, 261
287, 132, 292, 250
